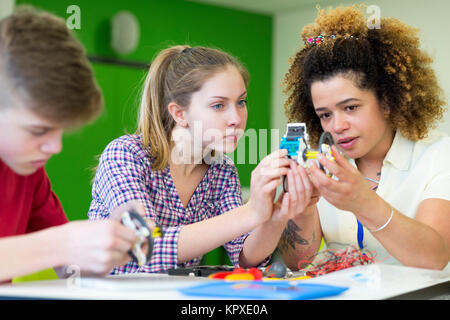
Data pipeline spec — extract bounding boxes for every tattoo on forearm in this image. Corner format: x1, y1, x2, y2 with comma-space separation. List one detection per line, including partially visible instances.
278, 220, 309, 253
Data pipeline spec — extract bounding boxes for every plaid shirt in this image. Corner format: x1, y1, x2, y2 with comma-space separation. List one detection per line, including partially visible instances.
88, 134, 247, 274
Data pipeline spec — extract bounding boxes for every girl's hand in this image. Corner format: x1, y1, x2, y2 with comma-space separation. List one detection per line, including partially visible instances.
246, 149, 290, 224
272, 160, 320, 222
307, 145, 376, 214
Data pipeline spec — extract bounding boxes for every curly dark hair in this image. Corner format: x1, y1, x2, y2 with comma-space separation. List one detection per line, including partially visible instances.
283, 5, 446, 146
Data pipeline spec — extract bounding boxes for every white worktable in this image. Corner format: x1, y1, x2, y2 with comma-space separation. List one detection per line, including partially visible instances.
0, 264, 448, 300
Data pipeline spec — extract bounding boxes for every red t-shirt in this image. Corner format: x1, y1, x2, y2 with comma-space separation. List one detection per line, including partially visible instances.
0, 159, 68, 237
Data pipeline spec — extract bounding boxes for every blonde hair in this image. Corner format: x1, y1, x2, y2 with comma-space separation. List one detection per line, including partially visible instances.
136, 45, 249, 170
0, 6, 103, 128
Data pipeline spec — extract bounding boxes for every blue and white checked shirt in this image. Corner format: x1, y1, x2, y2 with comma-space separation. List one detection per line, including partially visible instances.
88, 134, 248, 274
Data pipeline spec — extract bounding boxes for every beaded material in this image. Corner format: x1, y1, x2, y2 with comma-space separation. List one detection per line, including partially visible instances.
305, 34, 357, 46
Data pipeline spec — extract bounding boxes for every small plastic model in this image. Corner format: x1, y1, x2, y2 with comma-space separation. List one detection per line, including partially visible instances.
280, 123, 335, 191
121, 211, 162, 266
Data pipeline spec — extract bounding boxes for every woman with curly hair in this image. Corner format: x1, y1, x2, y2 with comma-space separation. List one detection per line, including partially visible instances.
278, 5, 449, 270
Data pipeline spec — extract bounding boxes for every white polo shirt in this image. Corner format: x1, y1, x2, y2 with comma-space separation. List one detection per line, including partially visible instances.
318, 130, 450, 267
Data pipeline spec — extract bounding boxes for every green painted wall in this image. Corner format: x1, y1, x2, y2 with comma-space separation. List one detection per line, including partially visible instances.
15, 0, 272, 265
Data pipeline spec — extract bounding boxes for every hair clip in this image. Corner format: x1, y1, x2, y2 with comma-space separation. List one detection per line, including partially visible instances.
306, 35, 328, 45
305, 34, 357, 46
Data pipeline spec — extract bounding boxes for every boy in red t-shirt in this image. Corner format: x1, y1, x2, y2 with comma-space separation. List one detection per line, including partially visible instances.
0, 8, 146, 282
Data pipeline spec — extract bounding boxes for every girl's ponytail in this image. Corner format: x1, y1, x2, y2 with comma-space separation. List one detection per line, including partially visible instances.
137, 46, 187, 170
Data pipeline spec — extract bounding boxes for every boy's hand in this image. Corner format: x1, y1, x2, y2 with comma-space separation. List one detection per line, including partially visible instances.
61, 219, 138, 276
62, 200, 157, 276
110, 200, 156, 231
111, 200, 157, 266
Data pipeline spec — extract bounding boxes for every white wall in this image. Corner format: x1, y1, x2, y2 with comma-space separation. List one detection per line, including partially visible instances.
0, 0, 15, 20
272, 0, 450, 136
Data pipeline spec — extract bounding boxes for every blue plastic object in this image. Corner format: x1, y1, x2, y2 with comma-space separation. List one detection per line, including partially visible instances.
180, 281, 348, 300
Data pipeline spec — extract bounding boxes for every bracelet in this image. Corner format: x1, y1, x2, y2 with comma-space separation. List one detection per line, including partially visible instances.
369, 206, 394, 232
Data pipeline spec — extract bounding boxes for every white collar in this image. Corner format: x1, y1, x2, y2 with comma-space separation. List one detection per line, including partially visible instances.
383, 131, 414, 171
346, 131, 413, 171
